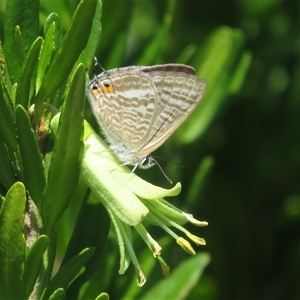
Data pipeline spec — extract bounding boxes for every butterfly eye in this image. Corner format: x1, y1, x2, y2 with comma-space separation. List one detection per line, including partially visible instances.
101, 79, 115, 93
139, 156, 156, 169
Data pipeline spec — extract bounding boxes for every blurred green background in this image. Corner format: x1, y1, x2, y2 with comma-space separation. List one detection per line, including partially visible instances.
2, 0, 300, 299
97, 1, 300, 298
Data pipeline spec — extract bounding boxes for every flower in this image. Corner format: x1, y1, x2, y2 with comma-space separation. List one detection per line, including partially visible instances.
80, 121, 208, 286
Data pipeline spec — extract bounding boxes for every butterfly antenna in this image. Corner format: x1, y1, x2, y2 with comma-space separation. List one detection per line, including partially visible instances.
152, 157, 173, 184
93, 57, 106, 73
152, 155, 185, 168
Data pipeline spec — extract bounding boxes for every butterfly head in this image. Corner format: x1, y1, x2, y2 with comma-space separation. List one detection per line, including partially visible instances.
138, 156, 156, 169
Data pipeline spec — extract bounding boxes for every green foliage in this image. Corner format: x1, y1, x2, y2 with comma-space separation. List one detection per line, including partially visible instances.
0, 182, 26, 299
0, 0, 104, 298
4, 0, 297, 299
139, 253, 210, 300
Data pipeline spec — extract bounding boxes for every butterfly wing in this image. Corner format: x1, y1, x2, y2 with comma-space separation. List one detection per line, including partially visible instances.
136, 64, 206, 157
88, 68, 159, 159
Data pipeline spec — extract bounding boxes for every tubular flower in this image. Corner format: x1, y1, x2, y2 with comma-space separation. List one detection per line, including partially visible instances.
80, 121, 208, 286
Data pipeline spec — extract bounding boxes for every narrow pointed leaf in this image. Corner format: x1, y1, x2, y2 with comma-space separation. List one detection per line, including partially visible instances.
16, 37, 43, 108
0, 81, 17, 151
63, 192, 110, 299
0, 182, 26, 300
141, 253, 210, 299
14, 26, 25, 67
34, 0, 97, 108
24, 235, 49, 299
4, 0, 39, 83
186, 155, 215, 208
136, 1, 175, 65
41, 248, 95, 300
48, 288, 65, 300
78, 0, 102, 68
36, 13, 61, 94
180, 26, 250, 143
0, 138, 16, 189
95, 293, 110, 300
42, 64, 85, 232
43, 13, 61, 47
15, 105, 46, 207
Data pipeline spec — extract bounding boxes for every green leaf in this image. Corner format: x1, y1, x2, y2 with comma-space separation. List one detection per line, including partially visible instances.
48, 288, 65, 300
34, 0, 97, 110
0, 182, 26, 300
77, 0, 102, 69
176, 44, 198, 65
0, 138, 16, 189
0, 61, 16, 107
15, 26, 25, 67
179, 26, 251, 143
16, 36, 43, 108
140, 253, 210, 299
35, 13, 61, 95
43, 13, 61, 48
0, 79, 18, 151
24, 235, 49, 299
4, 0, 39, 83
95, 293, 110, 300
228, 49, 252, 94
15, 104, 46, 207
136, 24, 170, 65
63, 192, 110, 299
42, 64, 85, 232
104, 32, 127, 69
186, 155, 215, 208
38, 229, 58, 299
136, 1, 176, 65
36, 22, 57, 93
41, 247, 95, 300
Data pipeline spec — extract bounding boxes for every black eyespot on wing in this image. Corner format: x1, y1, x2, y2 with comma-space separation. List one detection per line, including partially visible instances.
102, 80, 110, 88
92, 84, 99, 90
101, 79, 115, 93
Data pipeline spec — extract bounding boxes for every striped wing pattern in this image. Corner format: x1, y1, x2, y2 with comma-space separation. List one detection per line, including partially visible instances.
138, 65, 206, 156
88, 64, 206, 166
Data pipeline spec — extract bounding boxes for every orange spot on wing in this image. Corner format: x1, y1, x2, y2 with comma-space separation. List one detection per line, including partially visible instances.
91, 85, 101, 97
103, 84, 115, 93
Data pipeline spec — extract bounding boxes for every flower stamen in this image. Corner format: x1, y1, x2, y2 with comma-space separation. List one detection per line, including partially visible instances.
157, 255, 170, 276
135, 264, 146, 287
176, 237, 196, 255
134, 223, 162, 256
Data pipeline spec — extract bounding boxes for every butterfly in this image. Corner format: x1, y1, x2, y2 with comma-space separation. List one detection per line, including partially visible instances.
87, 64, 206, 178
